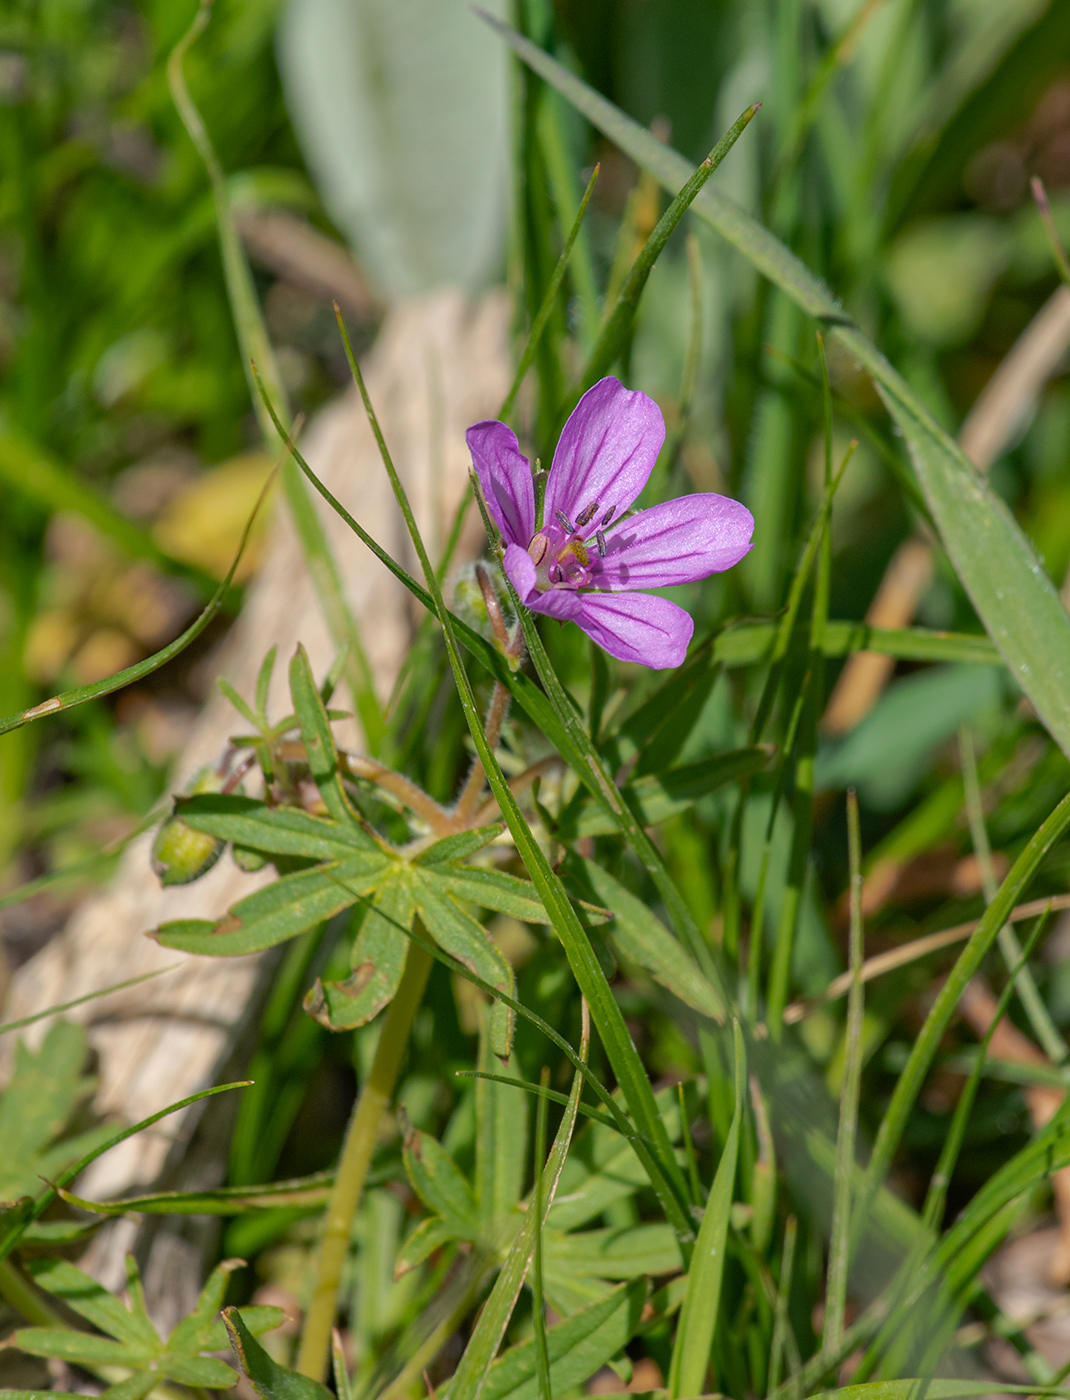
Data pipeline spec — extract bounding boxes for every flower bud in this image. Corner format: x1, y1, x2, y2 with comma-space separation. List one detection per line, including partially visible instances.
151, 764, 226, 887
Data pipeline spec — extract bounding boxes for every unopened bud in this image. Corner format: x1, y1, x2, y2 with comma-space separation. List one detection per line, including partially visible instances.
151, 764, 226, 887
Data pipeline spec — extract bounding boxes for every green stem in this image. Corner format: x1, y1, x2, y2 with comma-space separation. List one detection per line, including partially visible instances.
296, 940, 433, 1380
0, 1256, 61, 1325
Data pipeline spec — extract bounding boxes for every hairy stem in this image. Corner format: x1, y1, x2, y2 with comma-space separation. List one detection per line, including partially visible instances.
454, 681, 512, 824
296, 940, 433, 1380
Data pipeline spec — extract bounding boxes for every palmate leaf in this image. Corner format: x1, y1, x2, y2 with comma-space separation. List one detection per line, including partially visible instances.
482, 11, 1070, 765
402, 1117, 482, 1240
0, 1021, 113, 1206
175, 794, 376, 860
12, 1256, 284, 1391
223, 1307, 332, 1400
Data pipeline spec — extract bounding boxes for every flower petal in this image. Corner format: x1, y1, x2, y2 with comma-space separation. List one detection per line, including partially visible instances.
592, 494, 754, 590
503, 543, 539, 605
466, 421, 535, 547
544, 378, 665, 528
572, 591, 694, 669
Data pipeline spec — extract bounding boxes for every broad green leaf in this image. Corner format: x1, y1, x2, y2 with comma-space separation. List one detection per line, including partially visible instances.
484, 14, 1070, 762
0, 1021, 112, 1205
668, 1021, 745, 1399
152, 855, 384, 956
176, 795, 373, 859
26, 1258, 158, 1350
395, 1215, 457, 1276
417, 880, 516, 1057
278, 0, 510, 298
12, 1329, 150, 1369
444, 867, 550, 923
478, 1279, 647, 1400
402, 1120, 480, 1239
305, 884, 413, 1030
578, 860, 723, 1021
223, 1307, 333, 1400
416, 825, 506, 866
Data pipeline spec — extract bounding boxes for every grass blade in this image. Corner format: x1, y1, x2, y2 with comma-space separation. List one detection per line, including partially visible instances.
0, 469, 271, 738
580, 104, 759, 391
668, 1020, 745, 1398
823, 792, 865, 1359
0, 966, 179, 1038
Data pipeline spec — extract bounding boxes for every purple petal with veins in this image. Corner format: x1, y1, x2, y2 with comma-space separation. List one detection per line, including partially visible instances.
466, 420, 535, 547
592, 494, 754, 590
570, 592, 694, 669
543, 378, 665, 529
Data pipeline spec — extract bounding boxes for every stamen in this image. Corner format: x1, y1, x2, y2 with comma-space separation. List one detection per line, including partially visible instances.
575, 501, 599, 528
596, 530, 607, 558
529, 533, 549, 566
555, 510, 575, 533
600, 506, 616, 526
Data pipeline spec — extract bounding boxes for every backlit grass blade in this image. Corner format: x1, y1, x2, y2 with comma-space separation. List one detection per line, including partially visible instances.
668, 1020, 745, 1398
481, 11, 1070, 764
0, 966, 178, 1038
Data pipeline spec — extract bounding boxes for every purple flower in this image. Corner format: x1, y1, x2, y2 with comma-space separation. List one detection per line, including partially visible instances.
466, 377, 754, 669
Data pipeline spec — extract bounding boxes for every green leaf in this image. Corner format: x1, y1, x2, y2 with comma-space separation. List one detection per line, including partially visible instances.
577, 860, 723, 1021
415, 825, 506, 866
477, 1279, 648, 1400
483, 12, 1070, 762
153, 856, 384, 956
544, 1224, 682, 1281
395, 1215, 458, 1276
402, 1120, 481, 1240
289, 644, 357, 825
176, 795, 374, 859
58, 1171, 334, 1216
305, 884, 413, 1030
25, 1258, 158, 1351
443, 867, 550, 923
668, 1020, 745, 1398
416, 880, 516, 1056
223, 1307, 334, 1400
12, 1329, 150, 1369
0, 1021, 108, 1205
476, 1012, 527, 1244
445, 1040, 586, 1400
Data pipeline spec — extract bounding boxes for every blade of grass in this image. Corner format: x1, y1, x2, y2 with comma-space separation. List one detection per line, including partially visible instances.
538, 92, 600, 350
767, 1216, 798, 1400
500, 162, 600, 422
0, 467, 272, 738
857, 789, 1070, 1247
481, 13, 1070, 768
446, 1011, 588, 1400
0, 1081, 250, 1262
0, 966, 179, 1037
168, 1, 384, 753
329, 314, 695, 1244
668, 1020, 746, 1398
580, 105, 759, 392
532, 1066, 552, 1400
959, 726, 1067, 1062
822, 791, 865, 1359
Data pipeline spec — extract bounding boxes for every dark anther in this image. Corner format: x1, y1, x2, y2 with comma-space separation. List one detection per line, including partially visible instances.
596, 530, 607, 558
555, 510, 575, 533
575, 501, 599, 528
600, 506, 616, 526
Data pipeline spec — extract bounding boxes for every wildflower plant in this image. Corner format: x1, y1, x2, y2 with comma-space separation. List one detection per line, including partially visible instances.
5, 7, 1070, 1400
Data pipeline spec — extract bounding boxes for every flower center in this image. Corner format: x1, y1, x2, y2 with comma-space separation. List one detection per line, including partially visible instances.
526, 500, 615, 592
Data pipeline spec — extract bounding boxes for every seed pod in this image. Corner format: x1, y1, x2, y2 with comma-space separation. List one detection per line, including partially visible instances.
232, 844, 268, 873
151, 765, 226, 887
